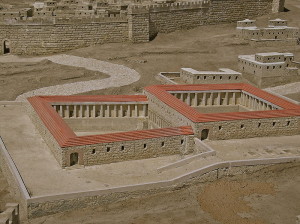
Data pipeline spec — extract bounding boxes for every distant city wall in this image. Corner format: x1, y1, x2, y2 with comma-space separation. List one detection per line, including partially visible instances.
0, 0, 284, 55
0, 21, 129, 55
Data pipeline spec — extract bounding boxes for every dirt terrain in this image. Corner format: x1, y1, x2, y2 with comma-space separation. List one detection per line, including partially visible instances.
1, 1, 300, 100
0, 0, 299, 223
0, 60, 108, 101
25, 163, 300, 224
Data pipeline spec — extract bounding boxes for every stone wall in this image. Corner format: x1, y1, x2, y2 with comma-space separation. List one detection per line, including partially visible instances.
196, 116, 300, 140
0, 21, 128, 55
64, 117, 147, 133
0, 138, 29, 217
25, 103, 64, 166
0, 0, 284, 55
180, 68, 242, 84
26, 159, 300, 218
62, 134, 195, 167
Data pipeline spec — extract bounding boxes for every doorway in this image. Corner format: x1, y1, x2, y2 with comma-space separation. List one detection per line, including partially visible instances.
70, 152, 79, 166
201, 129, 209, 140
3, 40, 10, 54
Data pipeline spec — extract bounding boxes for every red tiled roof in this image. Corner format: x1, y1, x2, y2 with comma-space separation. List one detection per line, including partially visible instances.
144, 83, 300, 122
28, 95, 194, 148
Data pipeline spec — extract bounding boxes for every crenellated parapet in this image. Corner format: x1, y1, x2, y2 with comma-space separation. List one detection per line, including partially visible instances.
128, 0, 210, 14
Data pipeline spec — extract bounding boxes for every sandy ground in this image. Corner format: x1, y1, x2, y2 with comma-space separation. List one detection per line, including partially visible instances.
0, 0, 300, 223
25, 163, 300, 224
206, 135, 300, 160
0, 1, 300, 100
0, 60, 108, 101
0, 167, 14, 213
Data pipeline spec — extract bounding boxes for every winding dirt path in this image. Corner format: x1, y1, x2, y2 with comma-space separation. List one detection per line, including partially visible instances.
0, 54, 140, 101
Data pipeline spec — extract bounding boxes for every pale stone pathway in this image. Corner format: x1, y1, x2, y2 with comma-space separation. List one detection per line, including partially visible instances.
0, 54, 140, 101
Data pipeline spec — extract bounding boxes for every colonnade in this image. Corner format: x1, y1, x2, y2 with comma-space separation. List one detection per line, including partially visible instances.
52, 103, 148, 118
170, 91, 280, 111
240, 92, 279, 111
170, 91, 240, 107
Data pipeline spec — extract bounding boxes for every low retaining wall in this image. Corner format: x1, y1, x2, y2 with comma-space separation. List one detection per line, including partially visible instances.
1, 134, 299, 219
26, 156, 300, 218
0, 138, 30, 215
157, 138, 216, 172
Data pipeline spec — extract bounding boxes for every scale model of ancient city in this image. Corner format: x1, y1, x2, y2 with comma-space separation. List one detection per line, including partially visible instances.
0, 0, 300, 223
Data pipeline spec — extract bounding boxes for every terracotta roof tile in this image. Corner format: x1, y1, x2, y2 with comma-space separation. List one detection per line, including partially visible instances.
28, 95, 193, 148
144, 83, 300, 122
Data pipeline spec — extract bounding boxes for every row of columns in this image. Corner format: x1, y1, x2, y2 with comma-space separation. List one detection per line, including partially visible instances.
171, 91, 279, 111
172, 91, 239, 107
240, 93, 277, 111
53, 104, 148, 118
149, 111, 170, 128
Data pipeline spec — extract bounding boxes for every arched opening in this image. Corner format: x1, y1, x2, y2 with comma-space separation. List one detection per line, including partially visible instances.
201, 129, 209, 140
3, 40, 10, 54
70, 152, 79, 166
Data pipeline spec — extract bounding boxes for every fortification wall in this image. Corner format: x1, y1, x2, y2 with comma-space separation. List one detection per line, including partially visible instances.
148, 0, 274, 38
0, 0, 284, 55
0, 21, 128, 55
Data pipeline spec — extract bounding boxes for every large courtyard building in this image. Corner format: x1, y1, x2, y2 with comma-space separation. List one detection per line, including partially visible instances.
27, 83, 300, 168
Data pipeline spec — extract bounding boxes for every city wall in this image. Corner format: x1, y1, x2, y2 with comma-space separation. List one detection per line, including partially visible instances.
0, 21, 129, 55
0, 0, 284, 55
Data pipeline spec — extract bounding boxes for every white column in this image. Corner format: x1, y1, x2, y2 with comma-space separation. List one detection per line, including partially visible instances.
224, 92, 228, 105
100, 105, 104, 117
202, 92, 206, 106
74, 105, 77, 118
59, 105, 63, 117
92, 105, 96, 118
66, 105, 70, 118
194, 93, 198, 106
143, 104, 147, 117
120, 105, 123, 117
187, 93, 191, 106
79, 105, 83, 118
127, 104, 131, 117
217, 92, 221, 105
209, 93, 213, 106
135, 104, 138, 117
86, 105, 90, 118
180, 93, 184, 101
232, 92, 236, 105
